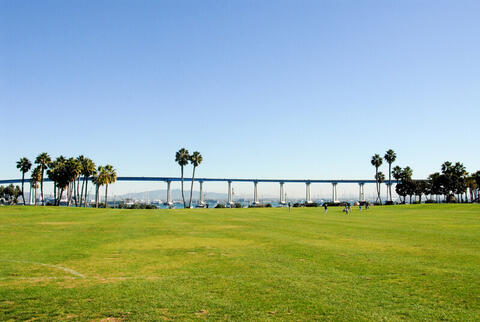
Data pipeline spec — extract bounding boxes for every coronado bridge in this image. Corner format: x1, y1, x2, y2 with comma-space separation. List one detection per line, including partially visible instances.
0, 177, 398, 205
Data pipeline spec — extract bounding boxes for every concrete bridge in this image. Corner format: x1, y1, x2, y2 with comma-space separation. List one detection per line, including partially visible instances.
0, 177, 398, 205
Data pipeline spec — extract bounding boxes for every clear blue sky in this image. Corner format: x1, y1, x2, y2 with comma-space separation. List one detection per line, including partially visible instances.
1, 0, 479, 197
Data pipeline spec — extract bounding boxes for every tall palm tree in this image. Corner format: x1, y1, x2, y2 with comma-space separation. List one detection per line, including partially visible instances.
66, 158, 82, 207
384, 149, 396, 202
104, 164, 117, 208
375, 171, 386, 203
48, 156, 66, 205
188, 151, 203, 208
80, 158, 96, 207
93, 166, 108, 208
35, 152, 51, 205
47, 161, 58, 204
392, 165, 403, 202
30, 166, 42, 205
371, 154, 383, 203
175, 148, 190, 208
16, 157, 32, 205
76, 155, 86, 206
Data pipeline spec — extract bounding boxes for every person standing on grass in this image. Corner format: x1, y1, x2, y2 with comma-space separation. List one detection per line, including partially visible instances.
324, 203, 328, 214
288, 202, 291, 213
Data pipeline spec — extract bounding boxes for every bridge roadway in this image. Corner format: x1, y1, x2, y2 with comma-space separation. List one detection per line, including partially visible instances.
0, 177, 398, 205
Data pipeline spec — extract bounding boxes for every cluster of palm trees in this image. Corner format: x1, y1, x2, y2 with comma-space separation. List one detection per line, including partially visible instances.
371, 149, 397, 204
16, 153, 116, 207
371, 150, 480, 204
175, 148, 203, 208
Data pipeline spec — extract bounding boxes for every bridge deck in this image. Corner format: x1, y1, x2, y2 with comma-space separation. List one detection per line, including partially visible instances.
0, 177, 398, 184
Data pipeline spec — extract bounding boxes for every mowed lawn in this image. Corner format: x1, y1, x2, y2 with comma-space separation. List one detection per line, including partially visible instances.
0, 205, 479, 321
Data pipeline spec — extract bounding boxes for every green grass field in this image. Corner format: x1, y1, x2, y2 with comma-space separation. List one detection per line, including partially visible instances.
0, 205, 479, 321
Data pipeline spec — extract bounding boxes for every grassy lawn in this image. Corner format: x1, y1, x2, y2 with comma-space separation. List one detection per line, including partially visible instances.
0, 204, 479, 321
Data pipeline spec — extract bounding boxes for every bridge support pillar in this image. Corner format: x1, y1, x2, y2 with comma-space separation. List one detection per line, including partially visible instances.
359, 183, 365, 202
227, 181, 233, 206
199, 181, 205, 206
166, 181, 173, 205
279, 182, 285, 205
332, 183, 338, 203
253, 181, 259, 205
306, 182, 312, 204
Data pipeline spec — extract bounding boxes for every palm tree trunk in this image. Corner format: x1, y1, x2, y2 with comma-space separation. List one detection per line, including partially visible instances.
21, 173, 26, 205
58, 188, 64, 206
53, 181, 57, 205
67, 183, 71, 207
95, 185, 99, 208
105, 184, 108, 208
379, 184, 382, 204
80, 177, 85, 207
76, 177, 80, 206
181, 166, 186, 208
388, 163, 392, 201
40, 169, 45, 205
189, 166, 196, 208
72, 179, 76, 206
84, 177, 89, 207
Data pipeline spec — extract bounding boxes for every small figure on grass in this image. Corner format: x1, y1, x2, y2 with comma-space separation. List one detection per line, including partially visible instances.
324, 203, 328, 214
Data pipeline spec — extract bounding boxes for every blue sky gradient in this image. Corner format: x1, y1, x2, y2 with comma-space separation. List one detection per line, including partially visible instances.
1, 0, 479, 196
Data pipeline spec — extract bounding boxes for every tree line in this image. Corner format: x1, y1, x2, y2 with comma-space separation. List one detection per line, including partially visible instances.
16, 153, 116, 207
371, 149, 480, 204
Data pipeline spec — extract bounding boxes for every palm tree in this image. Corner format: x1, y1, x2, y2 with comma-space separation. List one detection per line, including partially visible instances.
30, 166, 42, 205
66, 158, 81, 207
384, 149, 396, 202
47, 160, 58, 204
93, 166, 108, 208
188, 152, 203, 208
375, 171, 385, 203
16, 157, 32, 205
48, 156, 66, 205
175, 148, 190, 208
80, 158, 96, 207
392, 165, 404, 203
371, 154, 383, 203
76, 155, 86, 206
35, 152, 51, 205
104, 165, 117, 208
